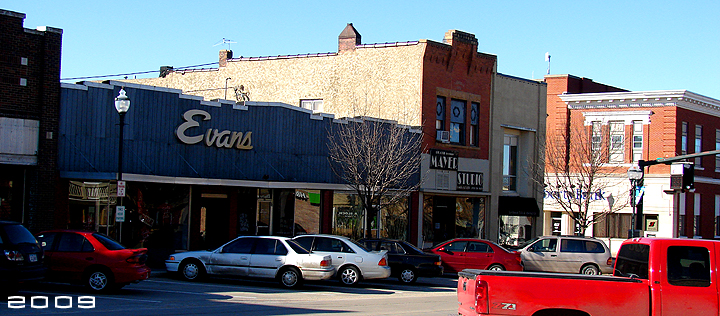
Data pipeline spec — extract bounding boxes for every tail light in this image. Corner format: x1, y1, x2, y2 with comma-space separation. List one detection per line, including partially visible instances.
126, 253, 148, 264
320, 259, 331, 267
607, 257, 613, 266
475, 279, 489, 314
378, 257, 388, 266
4, 250, 24, 262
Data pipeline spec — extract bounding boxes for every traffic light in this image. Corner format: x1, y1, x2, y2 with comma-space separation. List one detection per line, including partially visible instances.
682, 164, 694, 191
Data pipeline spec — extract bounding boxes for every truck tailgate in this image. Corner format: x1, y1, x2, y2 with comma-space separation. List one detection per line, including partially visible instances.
458, 269, 650, 316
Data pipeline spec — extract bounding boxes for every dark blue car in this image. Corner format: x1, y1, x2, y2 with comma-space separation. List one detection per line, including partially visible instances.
359, 238, 443, 283
0, 221, 45, 294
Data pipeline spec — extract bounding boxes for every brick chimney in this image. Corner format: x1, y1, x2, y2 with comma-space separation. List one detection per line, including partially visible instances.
219, 50, 233, 67
338, 23, 361, 52
443, 30, 478, 47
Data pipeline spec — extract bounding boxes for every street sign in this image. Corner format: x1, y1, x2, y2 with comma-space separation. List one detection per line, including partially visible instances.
117, 180, 126, 197
116, 206, 125, 222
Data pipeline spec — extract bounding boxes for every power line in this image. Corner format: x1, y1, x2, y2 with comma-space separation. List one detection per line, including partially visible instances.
60, 62, 219, 81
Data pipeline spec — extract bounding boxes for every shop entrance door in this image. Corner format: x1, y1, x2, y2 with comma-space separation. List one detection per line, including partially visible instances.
433, 196, 456, 242
200, 195, 230, 250
257, 201, 272, 235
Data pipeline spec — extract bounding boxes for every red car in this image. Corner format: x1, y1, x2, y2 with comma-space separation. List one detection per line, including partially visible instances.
428, 238, 522, 273
36, 230, 150, 291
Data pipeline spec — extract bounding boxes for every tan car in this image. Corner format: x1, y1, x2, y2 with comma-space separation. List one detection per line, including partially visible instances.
519, 236, 613, 275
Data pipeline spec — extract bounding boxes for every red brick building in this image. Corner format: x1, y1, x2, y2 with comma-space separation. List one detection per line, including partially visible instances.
544, 74, 720, 251
0, 9, 62, 232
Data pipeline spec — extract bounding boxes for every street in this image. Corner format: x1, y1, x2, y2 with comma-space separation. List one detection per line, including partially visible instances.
2, 271, 459, 315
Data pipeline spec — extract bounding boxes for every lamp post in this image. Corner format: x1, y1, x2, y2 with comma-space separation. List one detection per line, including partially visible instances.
627, 166, 644, 238
115, 88, 130, 243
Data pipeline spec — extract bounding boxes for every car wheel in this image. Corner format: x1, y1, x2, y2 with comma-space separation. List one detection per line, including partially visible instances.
581, 264, 600, 275
279, 267, 303, 288
180, 260, 205, 281
338, 266, 360, 286
487, 264, 505, 271
398, 267, 418, 284
86, 269, 113, 292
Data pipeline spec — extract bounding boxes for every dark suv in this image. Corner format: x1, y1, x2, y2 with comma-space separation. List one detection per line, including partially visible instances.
0, 221, 46, 292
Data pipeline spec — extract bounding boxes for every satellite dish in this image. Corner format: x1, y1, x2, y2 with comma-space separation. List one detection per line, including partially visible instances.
213, 38, 237, 50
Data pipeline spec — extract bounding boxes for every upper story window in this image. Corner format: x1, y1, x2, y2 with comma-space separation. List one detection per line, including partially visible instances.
436, 96, 447, 142
450, 99, 466, 145
681, 122, 688, 155
608, 121, 624, 163
503, 134, 518, 191
632, 121, 643, 162
591, 121, 602, 156
695, 125, 703, 167
715, 129, 720, 172
470, 102, 479, 147
300, 99, 323, 113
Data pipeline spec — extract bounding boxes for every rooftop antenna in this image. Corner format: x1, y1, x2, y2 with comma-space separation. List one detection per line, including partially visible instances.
545, 52, 551, 75
214, 38, 237, 50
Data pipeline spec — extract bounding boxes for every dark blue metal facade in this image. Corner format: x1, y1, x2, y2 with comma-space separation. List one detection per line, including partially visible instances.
59, 81, 339, 184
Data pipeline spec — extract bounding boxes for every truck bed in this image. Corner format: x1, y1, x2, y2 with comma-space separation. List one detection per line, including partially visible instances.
458, 269, 649, 316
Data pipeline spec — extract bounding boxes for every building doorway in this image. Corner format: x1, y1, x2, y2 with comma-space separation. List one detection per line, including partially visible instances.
199, 193, 230, 250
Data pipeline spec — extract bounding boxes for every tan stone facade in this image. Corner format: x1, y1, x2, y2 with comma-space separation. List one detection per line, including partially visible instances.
129, 43, 425, 126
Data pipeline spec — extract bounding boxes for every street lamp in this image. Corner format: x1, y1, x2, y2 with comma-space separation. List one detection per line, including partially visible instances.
627, 166, 644, 238
115, 88, 130, 243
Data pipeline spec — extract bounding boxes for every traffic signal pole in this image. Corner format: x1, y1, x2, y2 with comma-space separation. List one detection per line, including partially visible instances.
638, 150, 720, 168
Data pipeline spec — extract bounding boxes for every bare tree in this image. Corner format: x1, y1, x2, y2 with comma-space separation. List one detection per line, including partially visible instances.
327, 116, 423, 238
533, 123, 631, 236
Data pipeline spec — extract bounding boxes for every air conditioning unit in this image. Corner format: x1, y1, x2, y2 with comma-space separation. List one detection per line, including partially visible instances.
436, 131, 450, 143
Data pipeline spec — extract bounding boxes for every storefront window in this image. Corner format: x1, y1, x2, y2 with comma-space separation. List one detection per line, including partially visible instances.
67, 181, 117, 237
332, 192, 408, 240
294, 190, 320, 235
499, 215, 532, 247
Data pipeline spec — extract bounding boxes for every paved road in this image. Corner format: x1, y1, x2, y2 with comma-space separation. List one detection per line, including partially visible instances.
2, 271, 459, 315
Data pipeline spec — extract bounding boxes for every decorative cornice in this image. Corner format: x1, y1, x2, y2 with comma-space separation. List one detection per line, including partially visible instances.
560, 90, 720, 117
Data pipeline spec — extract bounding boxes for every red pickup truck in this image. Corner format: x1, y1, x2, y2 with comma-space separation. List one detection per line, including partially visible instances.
457, 237, 718, 316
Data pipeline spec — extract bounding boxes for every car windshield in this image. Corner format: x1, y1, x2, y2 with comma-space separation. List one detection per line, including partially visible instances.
287, 240, 310, 254
3, 224, 38, 244
518, 237, 540, 249
93, 233, 125, 250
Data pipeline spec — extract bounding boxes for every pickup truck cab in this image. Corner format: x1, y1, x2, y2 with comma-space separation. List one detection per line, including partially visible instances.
458, 237, 718, 316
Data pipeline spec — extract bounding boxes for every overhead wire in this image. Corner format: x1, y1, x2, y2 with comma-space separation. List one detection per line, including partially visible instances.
60, 62, 219, 81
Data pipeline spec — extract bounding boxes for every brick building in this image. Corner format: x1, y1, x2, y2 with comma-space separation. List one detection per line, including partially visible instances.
0, 9, 62, 232
544, 74, 720, 252
124, 24, 546, 247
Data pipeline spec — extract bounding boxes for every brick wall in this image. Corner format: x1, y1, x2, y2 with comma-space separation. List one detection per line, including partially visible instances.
0, 9, 62, 232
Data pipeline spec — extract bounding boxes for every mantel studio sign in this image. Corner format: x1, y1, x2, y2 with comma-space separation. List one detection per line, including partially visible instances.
429, 149, 458, 170
176, 109, 253, 150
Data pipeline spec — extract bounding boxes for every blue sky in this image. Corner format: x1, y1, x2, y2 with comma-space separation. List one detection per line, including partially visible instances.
6, 1, 720, 99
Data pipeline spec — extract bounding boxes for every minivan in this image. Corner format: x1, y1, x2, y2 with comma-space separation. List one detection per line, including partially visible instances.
519, 236, 613, 275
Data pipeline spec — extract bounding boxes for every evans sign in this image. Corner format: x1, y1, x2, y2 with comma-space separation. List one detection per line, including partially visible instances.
176, 109, 253, 150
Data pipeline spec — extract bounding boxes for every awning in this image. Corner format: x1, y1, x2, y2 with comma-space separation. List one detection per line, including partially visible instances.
498, 196, 540, 217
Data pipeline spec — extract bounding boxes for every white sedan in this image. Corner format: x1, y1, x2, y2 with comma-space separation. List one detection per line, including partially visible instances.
292, 234, 391, 285
165, 236, 334, 288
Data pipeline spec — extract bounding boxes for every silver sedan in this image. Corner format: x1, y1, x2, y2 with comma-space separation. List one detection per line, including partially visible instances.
292, 234, 391, 286
165, 236, 334, 288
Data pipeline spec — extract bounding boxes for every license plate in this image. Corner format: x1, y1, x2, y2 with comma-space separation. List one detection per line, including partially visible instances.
29, 254, 38, 262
